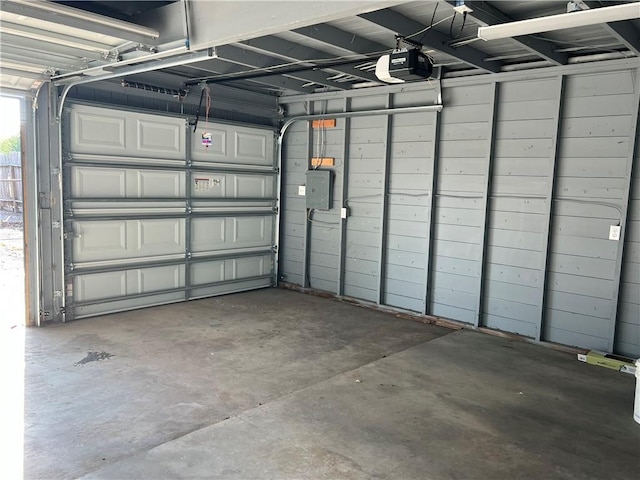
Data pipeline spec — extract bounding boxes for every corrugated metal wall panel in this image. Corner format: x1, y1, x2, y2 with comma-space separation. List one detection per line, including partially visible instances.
544, 70, 638, 350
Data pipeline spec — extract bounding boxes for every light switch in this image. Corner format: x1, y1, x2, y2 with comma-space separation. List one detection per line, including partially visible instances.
298, 185, 306, 196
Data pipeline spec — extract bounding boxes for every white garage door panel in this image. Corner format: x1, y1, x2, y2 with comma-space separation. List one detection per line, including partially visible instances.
74, 265, 185, 302
72, 218, 185, 263
71, 166, 186, 198
189, 278, 272, 301
232, 255, 271, 278
73, 292, 187, 319
190, 254, 271, 286
64, 104, 275, 319
191, 216, 272, 254
70, 104, 185, 160
192, 122, 273, 167
191, 260, 225, 285
190, 171, 274, 199
72, 166, 126, 197
73, 110, 126, 154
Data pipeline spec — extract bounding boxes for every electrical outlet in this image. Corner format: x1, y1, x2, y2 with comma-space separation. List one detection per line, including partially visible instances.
609, 225, 621, 241
340, 207, 349, 219
298, 185, 306, 196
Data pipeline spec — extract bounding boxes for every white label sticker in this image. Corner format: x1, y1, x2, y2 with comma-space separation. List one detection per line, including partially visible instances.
201, 132, 212, 147
194, 177, 221, 192
194, 177, 211, 192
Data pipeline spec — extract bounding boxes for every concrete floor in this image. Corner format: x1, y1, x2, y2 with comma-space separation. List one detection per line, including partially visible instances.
20, 288, 639, 479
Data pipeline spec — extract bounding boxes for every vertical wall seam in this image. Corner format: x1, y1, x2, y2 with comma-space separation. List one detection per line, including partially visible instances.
301, 101, 313, 288
423, 109, 441, 315
608, 67, 640, 352
537, 75, 566, 342
337, 97, 351, 296
377, 93, 393, 305
474, 81, 499, 328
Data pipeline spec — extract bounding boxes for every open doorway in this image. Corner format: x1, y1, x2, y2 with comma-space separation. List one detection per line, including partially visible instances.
0, 96, 24, 328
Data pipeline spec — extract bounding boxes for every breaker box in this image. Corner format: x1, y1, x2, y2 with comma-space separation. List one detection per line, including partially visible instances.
305, 169, 333, 210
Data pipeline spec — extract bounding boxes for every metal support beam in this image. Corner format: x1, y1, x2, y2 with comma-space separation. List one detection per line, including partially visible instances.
423, 109, 441, 315
377, 93, 393, 305
608, 68, 640, 351
538, 75, 566, 342
241, 36, 381, 83
474, 82, 499, 328
358, 9, 502, 73
582, 2, 640, 56
184, 119, 193, 301
451, 1, 568, 65
185, 59, 317, 93
34, 83, 64, 323
337, 97, 351, 296
196, 45, 349, 90
301, 101, 314, 288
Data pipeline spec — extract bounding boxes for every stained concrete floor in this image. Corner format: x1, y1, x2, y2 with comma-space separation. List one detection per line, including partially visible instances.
20, 288, 639, 479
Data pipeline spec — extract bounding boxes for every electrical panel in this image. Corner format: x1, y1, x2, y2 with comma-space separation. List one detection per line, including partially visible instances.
305, 170, 333, 210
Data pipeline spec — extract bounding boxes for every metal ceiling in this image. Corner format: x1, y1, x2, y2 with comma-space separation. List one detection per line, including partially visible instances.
0, 0, 639, 98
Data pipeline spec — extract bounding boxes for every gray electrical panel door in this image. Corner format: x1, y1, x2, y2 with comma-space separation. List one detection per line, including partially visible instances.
63, 104, 276, 319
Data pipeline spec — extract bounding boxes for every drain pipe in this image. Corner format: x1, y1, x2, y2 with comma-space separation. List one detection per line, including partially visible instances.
274, 103, 443, 286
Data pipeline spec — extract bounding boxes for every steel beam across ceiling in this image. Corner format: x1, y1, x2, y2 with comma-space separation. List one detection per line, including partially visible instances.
192, 45, 350, 90
240, 35, 381, 84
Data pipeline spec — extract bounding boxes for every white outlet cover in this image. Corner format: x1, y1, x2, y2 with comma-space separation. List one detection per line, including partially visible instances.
298, 185, 306, 196
609, 225, 621, 241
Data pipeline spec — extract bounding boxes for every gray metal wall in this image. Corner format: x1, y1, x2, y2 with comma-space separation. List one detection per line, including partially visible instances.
279, 60, 640, 356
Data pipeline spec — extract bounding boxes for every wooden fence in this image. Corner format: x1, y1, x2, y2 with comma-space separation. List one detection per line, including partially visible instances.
0, 152, 22, 213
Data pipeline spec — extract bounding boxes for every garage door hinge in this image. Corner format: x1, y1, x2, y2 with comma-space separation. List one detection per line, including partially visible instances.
54, 291, 63, 298
272, 244, 278, 253
51, 167, 60, 175
52, 221, 61, 229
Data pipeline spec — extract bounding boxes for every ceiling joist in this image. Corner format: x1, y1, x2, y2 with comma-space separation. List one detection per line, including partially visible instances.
583, 1, 640, 56
240, 36, 382, 84
358, 8, 502, 73
448, 1, 568, 65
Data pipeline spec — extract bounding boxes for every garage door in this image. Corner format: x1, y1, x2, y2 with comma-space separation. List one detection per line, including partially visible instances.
62, 104, 276, 319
